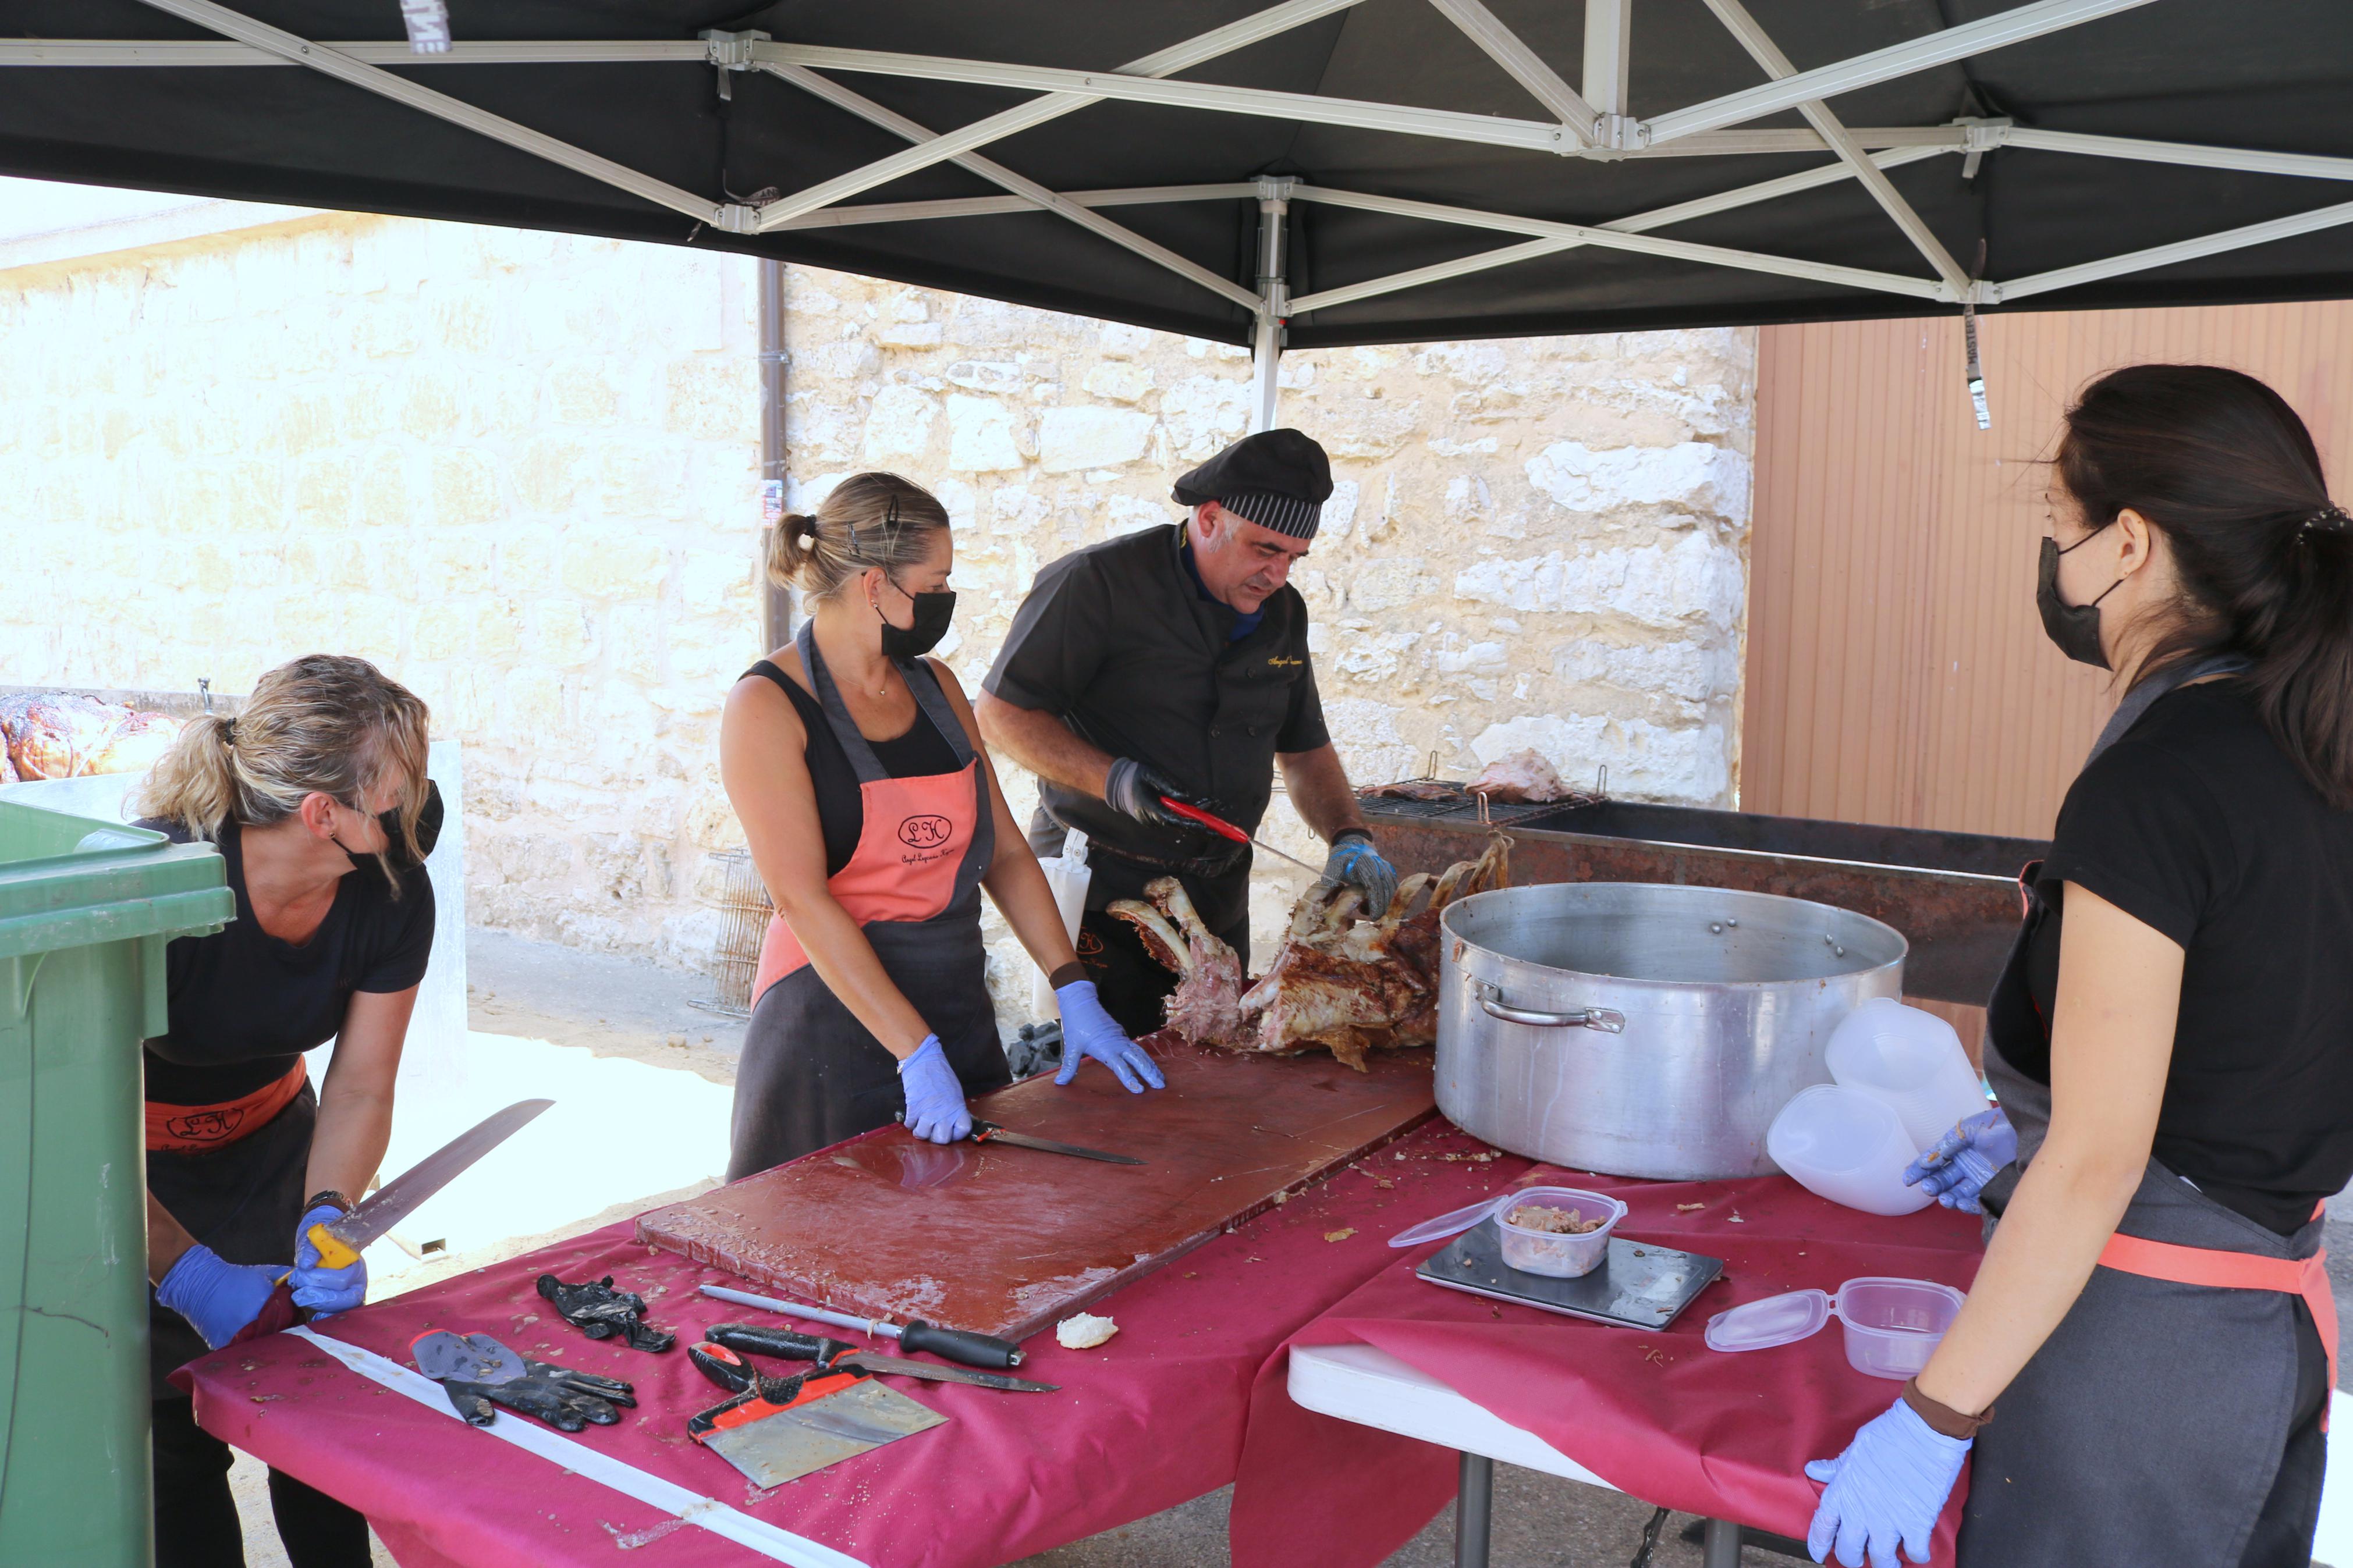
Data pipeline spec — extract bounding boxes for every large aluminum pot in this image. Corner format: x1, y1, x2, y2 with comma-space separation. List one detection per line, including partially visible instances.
1438, 882, 1907, 1180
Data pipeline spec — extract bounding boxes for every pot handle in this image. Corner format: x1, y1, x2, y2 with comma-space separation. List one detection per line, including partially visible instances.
1472, 982, 1626, 1033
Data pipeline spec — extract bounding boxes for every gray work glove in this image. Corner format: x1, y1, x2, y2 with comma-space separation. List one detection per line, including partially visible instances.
1105, 757, 1212, 835
1322, 831, 1399, 918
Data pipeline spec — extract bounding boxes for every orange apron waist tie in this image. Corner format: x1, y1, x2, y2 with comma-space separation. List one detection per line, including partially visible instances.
2098, 1203, 2336, 1425
145, 1059, 309, 1153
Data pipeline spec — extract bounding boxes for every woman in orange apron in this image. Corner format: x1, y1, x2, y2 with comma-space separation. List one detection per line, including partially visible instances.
1801, 365, 2353, 1568
134, 655, 439, 1568
721, 472, 1163, 1179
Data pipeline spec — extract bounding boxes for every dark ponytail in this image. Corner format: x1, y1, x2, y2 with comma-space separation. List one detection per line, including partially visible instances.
2057, 364, 2353, 808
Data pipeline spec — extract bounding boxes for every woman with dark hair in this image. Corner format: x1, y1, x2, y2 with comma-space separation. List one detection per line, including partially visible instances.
1801, 365, 2353, 1568
136, 653, 440, 1568
720, 472, 1162, 1180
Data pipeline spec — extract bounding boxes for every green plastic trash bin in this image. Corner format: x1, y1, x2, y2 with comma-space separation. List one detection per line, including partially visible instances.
0, 802, 234, 1567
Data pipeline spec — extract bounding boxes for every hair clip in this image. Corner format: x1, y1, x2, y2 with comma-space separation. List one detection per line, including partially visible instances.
221, 717, 238, 745
2304, 504, 2351, 535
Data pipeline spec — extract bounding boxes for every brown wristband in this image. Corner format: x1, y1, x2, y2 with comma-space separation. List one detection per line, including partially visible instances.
1902, 1378, 1992, 1438
1046, 961, 1088, 991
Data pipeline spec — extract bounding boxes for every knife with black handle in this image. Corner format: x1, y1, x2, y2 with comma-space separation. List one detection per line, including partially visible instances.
705, 1323, 1059, 1393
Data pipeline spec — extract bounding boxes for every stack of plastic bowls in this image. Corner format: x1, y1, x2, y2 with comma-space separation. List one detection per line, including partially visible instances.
1765, 1000, 1990, 1217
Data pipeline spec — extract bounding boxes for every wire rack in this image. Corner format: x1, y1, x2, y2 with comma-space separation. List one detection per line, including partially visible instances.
1354, 758, 1608, 826
693, 847, 772, 1019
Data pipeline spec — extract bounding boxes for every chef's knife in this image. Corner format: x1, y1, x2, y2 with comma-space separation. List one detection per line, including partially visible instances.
702, 1326, 1060, 1393
968, 1117, 1144, 1166
306, 1100, 556, 1269
697, 1282, 1027, 1369
896, 1112, 1144, 1165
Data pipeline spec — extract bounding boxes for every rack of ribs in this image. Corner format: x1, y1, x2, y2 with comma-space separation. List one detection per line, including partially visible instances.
1105, 834, 1511, 1072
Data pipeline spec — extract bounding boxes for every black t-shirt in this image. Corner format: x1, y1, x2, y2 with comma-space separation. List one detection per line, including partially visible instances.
140, 819, 436, 1105
982, 522, 1329, 931
743, 661, 962, 877
1986, 683, 2353, 1233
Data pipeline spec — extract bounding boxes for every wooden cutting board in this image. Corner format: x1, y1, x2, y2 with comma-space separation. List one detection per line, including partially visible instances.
634, 1032, 1438, 1342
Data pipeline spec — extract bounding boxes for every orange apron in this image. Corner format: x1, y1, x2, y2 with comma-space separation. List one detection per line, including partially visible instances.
726, 623, 1007, 1179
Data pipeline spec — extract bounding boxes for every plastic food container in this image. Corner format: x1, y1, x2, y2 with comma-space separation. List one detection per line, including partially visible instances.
1492, 1186, 1627, 1278
1704, 1275, 1965, 1379
1766, 1084, 1933, 1216
1825, 997, 1989, 1153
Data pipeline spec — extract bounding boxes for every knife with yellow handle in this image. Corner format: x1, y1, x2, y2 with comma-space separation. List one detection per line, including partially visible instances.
232, 1100, 554, 1343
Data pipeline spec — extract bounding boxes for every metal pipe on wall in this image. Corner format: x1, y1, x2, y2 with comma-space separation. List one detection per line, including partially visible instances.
757, 257, 793, 653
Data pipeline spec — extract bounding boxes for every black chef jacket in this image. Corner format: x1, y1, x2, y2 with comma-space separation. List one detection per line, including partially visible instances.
984, 521, 1330, 933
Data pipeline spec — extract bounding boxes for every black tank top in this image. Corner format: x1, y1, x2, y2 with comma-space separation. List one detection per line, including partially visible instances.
746, 660, 962, 877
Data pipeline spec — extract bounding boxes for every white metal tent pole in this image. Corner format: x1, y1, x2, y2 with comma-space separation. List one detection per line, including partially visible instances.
752, 0, 1367, 229
1989, 197, 2353, 303
757, 43, 1577, 157
764, 62, 1261, 311
1699, 0, 1971, 296
1638, 0, 2159, 148
127, 0, 737, 226
1425, 0, 1599, 143
1583, 0, 1631, 147
1249, 180, 1292, 433
1287, 146, 1951, 315
769, 183, 1265, 232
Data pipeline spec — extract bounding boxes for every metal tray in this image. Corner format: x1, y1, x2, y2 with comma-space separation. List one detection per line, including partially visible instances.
1415, 1219, 1723, 1330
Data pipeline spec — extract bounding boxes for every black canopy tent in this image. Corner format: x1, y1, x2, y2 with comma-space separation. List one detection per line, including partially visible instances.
5, 0, 2353, 429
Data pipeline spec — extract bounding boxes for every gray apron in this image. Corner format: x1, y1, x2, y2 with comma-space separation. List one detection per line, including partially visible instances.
1967, 657, 2330, 1566
726, 626, 1010, 1181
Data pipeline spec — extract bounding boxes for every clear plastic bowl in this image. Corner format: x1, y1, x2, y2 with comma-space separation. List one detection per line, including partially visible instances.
1494, 1186, 1627, 1278
1834, 1277, 1965, 1379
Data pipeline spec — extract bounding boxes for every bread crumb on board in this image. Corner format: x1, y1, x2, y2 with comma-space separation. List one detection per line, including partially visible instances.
1056, 1313, 1119, 1350
1323, 1228, 1358, 1242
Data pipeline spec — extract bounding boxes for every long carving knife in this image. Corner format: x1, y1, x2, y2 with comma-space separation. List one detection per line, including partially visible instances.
968, 1118, 1144, 1165
308, 1099, 558, 1267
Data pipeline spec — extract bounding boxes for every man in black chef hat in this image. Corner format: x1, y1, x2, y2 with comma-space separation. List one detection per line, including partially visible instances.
979, 428, 1399, 1035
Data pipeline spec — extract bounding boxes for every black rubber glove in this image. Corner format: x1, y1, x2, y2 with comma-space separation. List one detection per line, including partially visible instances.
1105, 757, 1213, 834
535, 1274, 676, 1353
436, 1359, 638, 1432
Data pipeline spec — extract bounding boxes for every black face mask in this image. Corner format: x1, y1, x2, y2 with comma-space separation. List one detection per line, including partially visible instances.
335, 779, 444, 879
878, 578, 957, 661
2036, 534, 2125, 669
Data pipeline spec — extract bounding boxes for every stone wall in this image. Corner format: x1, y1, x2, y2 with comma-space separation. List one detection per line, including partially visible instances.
2, 208, 1755, 1013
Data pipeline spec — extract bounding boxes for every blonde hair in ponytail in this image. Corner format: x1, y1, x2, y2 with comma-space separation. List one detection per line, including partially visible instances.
140, 654, 432, 880
764, 471, 952, 604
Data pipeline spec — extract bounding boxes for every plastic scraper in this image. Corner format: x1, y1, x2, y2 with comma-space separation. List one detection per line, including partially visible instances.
687, 1364, 945, 1488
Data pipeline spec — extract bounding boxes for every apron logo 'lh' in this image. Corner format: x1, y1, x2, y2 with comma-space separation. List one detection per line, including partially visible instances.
166, 1107, 244, 1143
898, 814, 953, 849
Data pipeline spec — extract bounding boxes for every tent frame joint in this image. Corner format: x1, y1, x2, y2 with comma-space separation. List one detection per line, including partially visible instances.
700, 30, 769, 70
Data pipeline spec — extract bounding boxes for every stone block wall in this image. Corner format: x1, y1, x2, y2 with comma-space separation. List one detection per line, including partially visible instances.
2, 208, 1755, 1013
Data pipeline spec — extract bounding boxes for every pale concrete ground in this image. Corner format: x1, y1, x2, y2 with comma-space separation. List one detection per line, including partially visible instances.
222, 931, 2353, 1568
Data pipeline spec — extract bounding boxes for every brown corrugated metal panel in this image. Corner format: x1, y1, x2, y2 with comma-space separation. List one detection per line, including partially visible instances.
1746, 300, 2353, 1039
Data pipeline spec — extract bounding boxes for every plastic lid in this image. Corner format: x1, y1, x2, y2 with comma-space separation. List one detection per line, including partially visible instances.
1387, 1193, 1512, 1248
1703, 1288, 1833, 1352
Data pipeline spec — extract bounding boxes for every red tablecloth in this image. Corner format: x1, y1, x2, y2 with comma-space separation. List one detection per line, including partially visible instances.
1227, 1169, 1988, 1568
180, 1121, 1532, 1568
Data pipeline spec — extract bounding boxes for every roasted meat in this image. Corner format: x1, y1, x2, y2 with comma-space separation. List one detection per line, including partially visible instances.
1105, 877, 1252, 1050
0, 694, 183, 780
1113, 836, 1511, 1071
1358, 777, 1457, 802
1464, 748, 1572, 803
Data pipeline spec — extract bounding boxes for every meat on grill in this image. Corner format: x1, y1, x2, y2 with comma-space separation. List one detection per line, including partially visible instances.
0, 694, 184, 781
1464, 748, 1573, 803
1106, 834, 1512, 1072
1358, 777, 1457, 802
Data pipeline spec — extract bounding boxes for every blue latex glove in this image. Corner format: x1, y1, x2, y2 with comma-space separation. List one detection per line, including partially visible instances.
899, 1034, 972, 1144
1901, 1106, 2017, 1214
290, 1200, 368, 1317
1323, 832, 1400, 918
1053, 979, 1166, 1093
154, 1244, 284, 1350
1805, 1398, 1972, 1567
